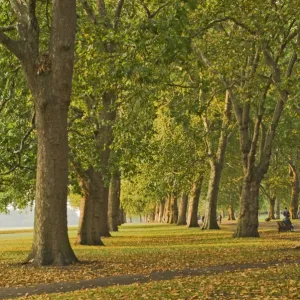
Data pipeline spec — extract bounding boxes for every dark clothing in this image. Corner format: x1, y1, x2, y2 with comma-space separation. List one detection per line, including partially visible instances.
283, 209, 290, 218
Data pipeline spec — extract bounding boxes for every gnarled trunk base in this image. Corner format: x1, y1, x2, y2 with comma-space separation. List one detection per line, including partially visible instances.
187, 178, 203, 228
233, 179, 260, 238
76, 169, 105, 245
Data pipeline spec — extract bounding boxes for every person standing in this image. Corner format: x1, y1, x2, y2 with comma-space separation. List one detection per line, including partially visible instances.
283, 207, 290, 220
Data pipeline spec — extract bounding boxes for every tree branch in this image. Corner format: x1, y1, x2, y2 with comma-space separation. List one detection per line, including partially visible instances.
0, 25, 17, 32
0, 111, 35, 177
114, 0, 125, 29
14, 112, 35, 155
0, 30, 24, 60
286, 23, 300, 78
263, 46, 281, 83
167, 83, 199, 89
139, 0, 151, 18
98, 0, 107, 19
139, 0, 170, 19
81, 0, 97, 25
9, 0, 28, 23
260, 184, 273, 202
0, 67, 20, 114
225, 16, 257, 35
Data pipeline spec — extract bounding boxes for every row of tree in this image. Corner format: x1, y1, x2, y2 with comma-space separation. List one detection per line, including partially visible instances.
1, 1, 300, 266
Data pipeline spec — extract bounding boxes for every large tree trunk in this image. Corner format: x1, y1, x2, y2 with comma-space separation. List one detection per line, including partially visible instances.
154, 203, 160, 222
158, 200, 165, 223
261, 185, 276, 220
202, 90, 231, 230
234, 177, 260, 237
177, 193, 188, 225
170, 194, 178, 224
228, 199, 236, 220
268, 196, 276, 220
97, 92, 116, 237
289, 162, 299, 219
187, 177, 203, 228
148, 210, 155, 222
203, 162, 222, 229
28, 98, 78, 265
76, 169, 104, 245
98, 180, 110, 237
119, 207, 126, 224
76, 92, 116, 239
164, 194, 178, 224
108, 173, 121, 232
22, 0, 78, 265
163, 197, 170, 223
275, 198, 280, 219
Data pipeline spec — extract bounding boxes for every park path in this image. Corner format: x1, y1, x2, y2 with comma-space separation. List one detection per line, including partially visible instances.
1, 259, 299, 299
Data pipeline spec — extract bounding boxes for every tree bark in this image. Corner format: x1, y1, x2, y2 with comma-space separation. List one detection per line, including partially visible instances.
163, 194, 178, 224
119, 207, 126, 224
108, 173, 121, 231
268, 196, 276, 220
261, 185, 276, 220
228, 200, 236, 220
203, 162, 222, 229
158, 200, 165, 223
275, 198, 280, 219
163, 197, 170, 223
202, 90, 231, 230
148, 210, 155, 222
97, 92, 116, 237
76, 169, 104, 245
187, 177, 203, 228
234, 177, 260, 237
29, 98, 79, 264
16, 0, 78, 265
177, 193, 188, 225
169, 194, 178, 224
154, 203, 160, 222
289, 162, 299, 219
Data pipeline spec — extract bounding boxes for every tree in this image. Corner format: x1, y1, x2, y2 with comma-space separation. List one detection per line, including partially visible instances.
187, 175, 203, 228
0, 0, 78, 265
108, 173, 121, 231
177, 192, 188, 225
196, 1, 300, 237
202, 91, 232, 230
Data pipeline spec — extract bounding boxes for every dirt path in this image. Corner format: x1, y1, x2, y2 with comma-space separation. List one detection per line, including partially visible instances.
1, 259, 299, 299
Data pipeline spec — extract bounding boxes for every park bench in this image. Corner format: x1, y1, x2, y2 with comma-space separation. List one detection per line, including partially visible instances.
277, 221, 292, 232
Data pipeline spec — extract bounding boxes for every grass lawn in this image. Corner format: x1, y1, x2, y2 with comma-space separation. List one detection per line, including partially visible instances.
1, 220, 300, 299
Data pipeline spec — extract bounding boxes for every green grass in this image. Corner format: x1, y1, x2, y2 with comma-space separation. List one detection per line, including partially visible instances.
0, 220, 300, 298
